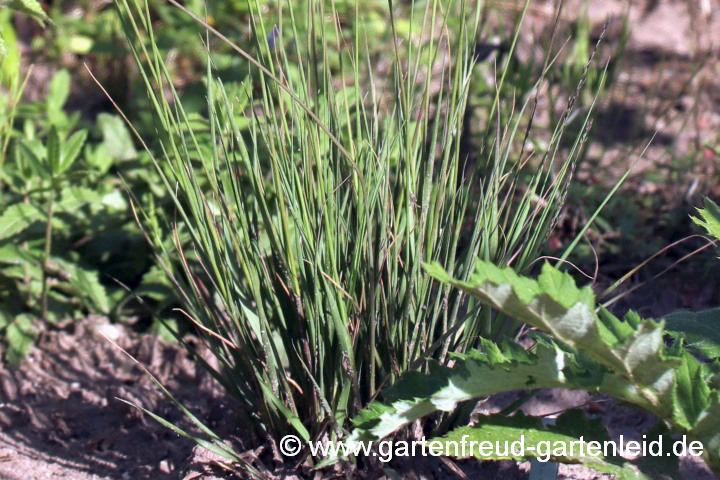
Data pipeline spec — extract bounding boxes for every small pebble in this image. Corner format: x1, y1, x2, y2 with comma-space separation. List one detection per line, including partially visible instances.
159, 459, 173, 474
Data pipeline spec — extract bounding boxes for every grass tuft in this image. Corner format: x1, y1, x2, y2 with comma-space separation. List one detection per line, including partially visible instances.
114, 0, 598, 456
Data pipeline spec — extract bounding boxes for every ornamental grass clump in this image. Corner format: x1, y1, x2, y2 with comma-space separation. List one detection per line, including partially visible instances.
114, 0, 596, 459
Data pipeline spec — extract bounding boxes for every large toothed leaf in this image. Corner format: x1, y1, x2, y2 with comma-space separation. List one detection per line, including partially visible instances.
690, 392, 720, 472
351, 336, 623, 442
425, 261, 679, 405
670, 346, 711, 429
427, 261, 720, 472
351, 261, 720, 474
665, 308, 720, 360
434, 410, 651, 480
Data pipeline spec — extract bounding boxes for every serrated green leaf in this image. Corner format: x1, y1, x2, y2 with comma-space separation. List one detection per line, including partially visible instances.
692, 198, 720, 243
17, 138, 50, 180
67, 265, 110, 314
4, 314, 36, 365
351, 337, 607, 442
12, 254, 112, 315
425, 261, 678, 395
665, 308, 720, 359
0, 202, 46, 239
0, 243, 39, 264
672, 348, 711, 428
59, 129, 87, 174
535, 263, 596, 309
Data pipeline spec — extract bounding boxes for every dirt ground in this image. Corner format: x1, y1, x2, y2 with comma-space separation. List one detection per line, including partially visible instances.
2, 0, 720, 479
1, 318, 717, 480
0, 318, 231, 480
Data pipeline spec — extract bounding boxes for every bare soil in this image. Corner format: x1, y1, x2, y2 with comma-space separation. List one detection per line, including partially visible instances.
0, 317, 237, 480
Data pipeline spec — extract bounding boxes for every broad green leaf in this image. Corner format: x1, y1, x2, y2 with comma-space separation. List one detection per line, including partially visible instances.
47, 69, 70, 113
0, 243, 38, 264
352, 335, 649, 442
6, 252, 111, 314
97, 113, 137, 161
665, 308, 720, 360
135, 264, 173, 301
0, 15, 19, 85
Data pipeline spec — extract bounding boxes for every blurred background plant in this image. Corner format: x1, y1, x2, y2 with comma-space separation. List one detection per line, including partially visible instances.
0, 30, 178, 363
